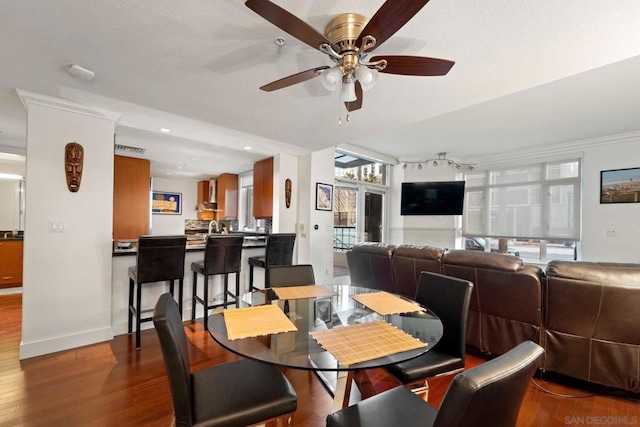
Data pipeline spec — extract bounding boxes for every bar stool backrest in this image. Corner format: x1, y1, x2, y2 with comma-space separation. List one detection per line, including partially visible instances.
136, 235, 187, 283
265, 233, 296, 267
267, 264, 315, 287
204, 235, 244, 274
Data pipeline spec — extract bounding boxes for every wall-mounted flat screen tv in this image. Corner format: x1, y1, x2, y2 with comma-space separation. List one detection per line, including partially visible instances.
400, 181, 466, 215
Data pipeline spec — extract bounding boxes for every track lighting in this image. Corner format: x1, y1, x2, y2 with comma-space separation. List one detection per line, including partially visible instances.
400, 152, 475, 171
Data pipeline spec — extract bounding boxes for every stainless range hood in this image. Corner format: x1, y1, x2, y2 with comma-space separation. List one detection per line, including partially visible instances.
208, 178, 217, 205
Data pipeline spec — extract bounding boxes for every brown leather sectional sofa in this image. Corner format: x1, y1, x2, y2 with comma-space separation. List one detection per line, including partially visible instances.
345, 242, 640, 393
544, 260, 640, 393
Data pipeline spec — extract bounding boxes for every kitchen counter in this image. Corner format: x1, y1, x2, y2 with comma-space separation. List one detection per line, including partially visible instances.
112, 233, 266, 256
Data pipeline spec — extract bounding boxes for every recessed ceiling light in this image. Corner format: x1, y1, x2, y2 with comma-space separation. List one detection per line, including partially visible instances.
244, 146, 252, 150
160, 128, 171, 133
192, 158, 198, 161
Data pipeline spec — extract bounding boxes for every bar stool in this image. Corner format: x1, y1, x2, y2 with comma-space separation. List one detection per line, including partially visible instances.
249, 233, 296, 290
128, 235, 187, 349
191, 235, 244, 329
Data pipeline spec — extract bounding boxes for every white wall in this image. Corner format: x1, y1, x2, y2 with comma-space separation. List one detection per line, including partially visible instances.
388, 161, 462, 249
581, 137, 640, 263
19, 92, 117, 359
306, 147, 335, 283
150, 177, 199, 235
273, 153, 298, 235
0, 180, 21, 230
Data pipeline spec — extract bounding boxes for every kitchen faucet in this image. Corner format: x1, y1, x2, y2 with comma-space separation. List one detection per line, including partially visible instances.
208, 220, 219, 234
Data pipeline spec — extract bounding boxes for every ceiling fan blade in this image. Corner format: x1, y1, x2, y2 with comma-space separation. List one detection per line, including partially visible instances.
345, 82, 363, 112
356, 0, 431, 52
246, 0, 336, 52
260, 66, 329, 92
371, 55, 454, 76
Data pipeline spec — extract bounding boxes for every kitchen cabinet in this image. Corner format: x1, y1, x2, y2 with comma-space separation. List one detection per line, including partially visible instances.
253, 157, 273, 219
197, 180, 209, 205
216, 173, 238, 220
0, 240, 23, 288
113, 155, 150, 240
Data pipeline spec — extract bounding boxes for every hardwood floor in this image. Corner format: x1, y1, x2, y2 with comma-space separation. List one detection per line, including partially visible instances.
1, 293, 638, 426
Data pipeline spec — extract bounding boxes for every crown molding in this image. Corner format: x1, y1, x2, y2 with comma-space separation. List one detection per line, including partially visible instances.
467, 131, 640, 167
15, 89, 121, 122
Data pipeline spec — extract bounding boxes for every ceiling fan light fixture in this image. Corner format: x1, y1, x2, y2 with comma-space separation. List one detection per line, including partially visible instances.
355, 66, 378, 91
340, 81, 357, 102
320, 65, 343, 91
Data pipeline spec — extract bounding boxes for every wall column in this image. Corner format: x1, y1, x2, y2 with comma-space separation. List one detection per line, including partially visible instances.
17, 90, 119, 359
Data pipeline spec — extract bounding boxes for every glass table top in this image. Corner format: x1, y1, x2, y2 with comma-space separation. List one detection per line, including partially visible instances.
208, 285, 443, 371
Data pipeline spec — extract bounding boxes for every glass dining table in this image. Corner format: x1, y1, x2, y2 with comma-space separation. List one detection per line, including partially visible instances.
208, 284, 443, 412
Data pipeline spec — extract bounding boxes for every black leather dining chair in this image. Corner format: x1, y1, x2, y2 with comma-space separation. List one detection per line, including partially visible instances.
267, 264, 315, 287
385, 271, 473, 400
191, 234, 243, 329
153, 293, 298, 427
327, 340, 543, 427
249, 233, 296, 290
128, 235, 187, 349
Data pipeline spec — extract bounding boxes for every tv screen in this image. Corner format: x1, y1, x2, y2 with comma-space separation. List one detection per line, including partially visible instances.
401, 181, 466, 215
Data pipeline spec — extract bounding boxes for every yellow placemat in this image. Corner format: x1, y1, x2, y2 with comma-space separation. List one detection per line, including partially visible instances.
224, 305, 297, 340
351, 291, 425, 315
272, 285, 336, 300
310, 321, 427, 366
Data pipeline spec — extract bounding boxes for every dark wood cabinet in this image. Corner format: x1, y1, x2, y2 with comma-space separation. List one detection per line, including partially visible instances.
0, 240, 23, 288
216, 173, 238, 220
113, 155, 150, 240
253, 157, 273, 219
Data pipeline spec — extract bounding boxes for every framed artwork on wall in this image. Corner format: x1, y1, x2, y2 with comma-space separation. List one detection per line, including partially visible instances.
316, 182, 333, 211
152, 191, 182, 214
600, 167, 640, 204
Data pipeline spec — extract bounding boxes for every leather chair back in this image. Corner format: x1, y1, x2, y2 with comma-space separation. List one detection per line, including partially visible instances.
135, 235, 187, 284
434, 340, 543, 427
153, 293, 194, 427
267, 264, 315, 287
203, 235, 243, 275
416, 272, 473, 362
393, 245, 445, 298
441, 250, 543, 355
264, 233, 296, 267
346, 242, 396, 292
544, 260, 640, 392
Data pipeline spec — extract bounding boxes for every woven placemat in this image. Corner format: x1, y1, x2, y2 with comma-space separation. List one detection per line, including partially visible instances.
351, 291, 425, 315
310, 321, 427, 366
272, 285, 335, 300
224, 305, 297, 340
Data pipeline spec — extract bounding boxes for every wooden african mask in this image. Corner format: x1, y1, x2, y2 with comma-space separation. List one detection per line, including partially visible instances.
65, 142, 84, 192
285, 178, 292, 208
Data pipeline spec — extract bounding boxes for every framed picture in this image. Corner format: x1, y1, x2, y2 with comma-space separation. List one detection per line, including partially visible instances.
152, 191, 182, 214
316, 182, 333, 211
600, 167, 640, 204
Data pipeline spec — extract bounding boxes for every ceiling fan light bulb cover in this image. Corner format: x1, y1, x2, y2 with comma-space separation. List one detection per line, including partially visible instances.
355, 66, 378, 91
320, 65, 343, 91
340, 82, 357, 102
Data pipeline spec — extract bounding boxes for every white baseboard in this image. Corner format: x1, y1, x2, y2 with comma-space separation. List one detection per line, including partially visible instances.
19, 327, 113, 360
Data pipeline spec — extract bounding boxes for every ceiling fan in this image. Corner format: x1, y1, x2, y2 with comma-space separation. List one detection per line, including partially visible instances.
245, 0, 455, 112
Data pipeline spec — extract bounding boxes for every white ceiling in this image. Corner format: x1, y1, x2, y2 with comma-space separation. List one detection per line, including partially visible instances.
2, 0, 640, 179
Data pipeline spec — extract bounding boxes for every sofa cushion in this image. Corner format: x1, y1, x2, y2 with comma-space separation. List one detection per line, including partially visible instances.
346, 243, 397, 293
392, 245, 444, 298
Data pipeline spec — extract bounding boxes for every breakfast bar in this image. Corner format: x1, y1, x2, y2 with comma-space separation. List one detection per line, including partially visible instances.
111, 233, 267, 336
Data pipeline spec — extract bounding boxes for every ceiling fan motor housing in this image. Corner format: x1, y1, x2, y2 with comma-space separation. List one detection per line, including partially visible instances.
324, 13, 368, 54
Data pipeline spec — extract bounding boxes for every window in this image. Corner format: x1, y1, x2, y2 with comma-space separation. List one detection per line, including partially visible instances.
334, 150, 389, 250
463, 159, 581, 263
